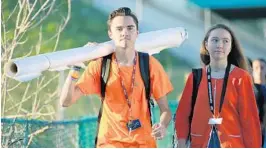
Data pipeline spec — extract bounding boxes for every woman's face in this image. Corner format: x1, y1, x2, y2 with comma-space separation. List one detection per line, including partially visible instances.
252, 60, 266, 82
205, 28, 232, 62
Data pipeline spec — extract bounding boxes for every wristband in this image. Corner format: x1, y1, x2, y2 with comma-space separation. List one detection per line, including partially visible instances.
71, 70, 80, 80
72, 66, 82, 71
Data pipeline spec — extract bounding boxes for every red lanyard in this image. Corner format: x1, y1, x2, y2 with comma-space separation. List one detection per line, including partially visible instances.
114, 52, 137, 110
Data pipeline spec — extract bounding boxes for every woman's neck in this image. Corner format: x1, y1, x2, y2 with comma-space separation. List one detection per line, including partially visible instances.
209, 59, 228, 72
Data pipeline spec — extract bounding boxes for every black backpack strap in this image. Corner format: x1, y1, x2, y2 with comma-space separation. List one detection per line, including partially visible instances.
138, 52, 153, 125
100, 54, 112, 98
187, 68, 202, 142
95, 54, 112, 147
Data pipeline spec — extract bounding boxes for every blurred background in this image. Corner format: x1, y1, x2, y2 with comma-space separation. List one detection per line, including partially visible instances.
1, 0, 266, 147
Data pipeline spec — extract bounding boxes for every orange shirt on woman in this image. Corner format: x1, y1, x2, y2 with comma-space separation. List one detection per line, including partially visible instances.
175, 66, 261, 148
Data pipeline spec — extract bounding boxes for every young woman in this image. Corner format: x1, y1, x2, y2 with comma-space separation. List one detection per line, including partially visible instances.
175, 24, 261, 148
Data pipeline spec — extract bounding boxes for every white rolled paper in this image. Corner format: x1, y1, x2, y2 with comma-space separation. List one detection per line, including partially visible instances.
5, 27, 188, 82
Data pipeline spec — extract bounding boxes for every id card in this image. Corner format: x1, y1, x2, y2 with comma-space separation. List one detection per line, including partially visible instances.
127, 119, 141, 131
208, 118, 223, 125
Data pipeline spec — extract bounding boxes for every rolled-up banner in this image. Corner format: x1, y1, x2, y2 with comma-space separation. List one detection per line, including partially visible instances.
5, 27, 188, 82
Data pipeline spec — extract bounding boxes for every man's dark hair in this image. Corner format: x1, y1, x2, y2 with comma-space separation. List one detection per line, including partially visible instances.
258, 58, 266, 65
107, 7, 139, 30
246, 57, 253, 68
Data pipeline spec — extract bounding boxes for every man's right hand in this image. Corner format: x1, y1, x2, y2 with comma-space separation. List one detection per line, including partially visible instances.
67, 42, 99, 69
84, 42, 98, 47
83, 42, 99, 63
60, 41, 99, 107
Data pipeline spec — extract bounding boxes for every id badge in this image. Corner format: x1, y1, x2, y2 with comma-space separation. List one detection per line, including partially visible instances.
208, 118, 223, 125
127, 119, 141, 131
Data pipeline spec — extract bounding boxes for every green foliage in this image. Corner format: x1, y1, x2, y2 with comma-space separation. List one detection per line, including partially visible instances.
1, 0, 192, 148
2, 0, 191, 120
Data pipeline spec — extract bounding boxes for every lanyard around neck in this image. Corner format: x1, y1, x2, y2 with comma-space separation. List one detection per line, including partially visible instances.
114, 52, 137, 109
207, 64, 231, 115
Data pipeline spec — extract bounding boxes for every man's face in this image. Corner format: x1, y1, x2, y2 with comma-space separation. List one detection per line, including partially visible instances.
108, 16, 138, 49
253, 60, 266, 81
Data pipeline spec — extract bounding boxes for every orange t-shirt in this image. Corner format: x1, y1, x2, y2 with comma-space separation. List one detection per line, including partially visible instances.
175, 66, 261, 148
75, 54, 173, 148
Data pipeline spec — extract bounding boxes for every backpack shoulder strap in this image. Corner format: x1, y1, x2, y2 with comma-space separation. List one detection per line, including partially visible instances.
191, 68, 202, 116
187, 68, 202, 141
95, 54, 112, 147
138, 52, 150, 100
138, 52, 154, 125
100, 54, 112, 98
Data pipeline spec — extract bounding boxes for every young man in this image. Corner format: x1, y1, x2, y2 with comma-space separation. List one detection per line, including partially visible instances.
253, 58, 266, 85
252, 58, 266, 147
60, 7, 173, 148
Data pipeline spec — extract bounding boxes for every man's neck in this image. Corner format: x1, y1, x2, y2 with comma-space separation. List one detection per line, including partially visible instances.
254, 79, 266, 85
114, 47, 136, 66
209, 59, 228, 72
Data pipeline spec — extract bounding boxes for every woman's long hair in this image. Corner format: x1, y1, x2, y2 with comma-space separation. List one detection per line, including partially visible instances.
200, 24, 248, 71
